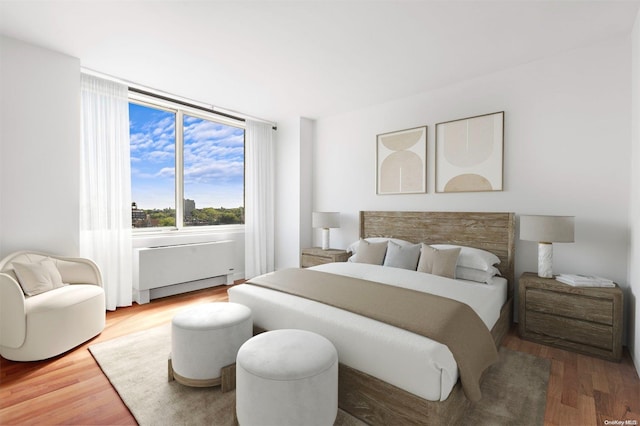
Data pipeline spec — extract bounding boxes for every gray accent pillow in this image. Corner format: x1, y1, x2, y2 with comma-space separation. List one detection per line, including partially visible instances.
383, 241, 421, 270
353, 239, 388, 265
417, 244, 461, 279
347, 238, 413, 261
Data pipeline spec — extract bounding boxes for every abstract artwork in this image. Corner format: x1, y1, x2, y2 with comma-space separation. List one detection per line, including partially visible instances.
435, 111, 504, 193
376, 126, 427, 194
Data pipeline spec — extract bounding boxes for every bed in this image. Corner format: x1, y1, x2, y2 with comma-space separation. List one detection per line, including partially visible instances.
229, 211, 516, 425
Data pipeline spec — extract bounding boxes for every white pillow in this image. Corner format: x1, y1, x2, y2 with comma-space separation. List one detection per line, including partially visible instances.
383, 241, 421, 270
455, 266, 500, 284
12, 259, 65, 296
431, 244, 500, 271
351, 239, 388, 265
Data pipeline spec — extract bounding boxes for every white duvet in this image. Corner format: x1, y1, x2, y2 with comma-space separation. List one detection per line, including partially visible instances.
228, 262, 507, 401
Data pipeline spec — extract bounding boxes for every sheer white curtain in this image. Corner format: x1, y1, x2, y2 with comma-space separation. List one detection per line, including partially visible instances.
80, 74, 133, 310
245, 120, 275, 278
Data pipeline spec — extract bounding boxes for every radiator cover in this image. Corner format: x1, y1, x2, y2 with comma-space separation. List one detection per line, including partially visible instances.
133, 240, 235, 303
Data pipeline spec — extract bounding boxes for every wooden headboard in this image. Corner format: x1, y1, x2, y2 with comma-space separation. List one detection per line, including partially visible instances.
360, 211, 516, 299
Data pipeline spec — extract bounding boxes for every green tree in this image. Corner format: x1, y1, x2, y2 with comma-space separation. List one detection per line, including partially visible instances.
159, 217, 175, 227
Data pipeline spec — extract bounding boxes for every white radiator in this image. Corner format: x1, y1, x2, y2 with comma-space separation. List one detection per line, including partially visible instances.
133, 240, 235, 304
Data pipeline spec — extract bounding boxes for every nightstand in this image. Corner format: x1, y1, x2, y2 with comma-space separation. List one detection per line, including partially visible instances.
518, 272, 623, 361
301, 248, 350, 268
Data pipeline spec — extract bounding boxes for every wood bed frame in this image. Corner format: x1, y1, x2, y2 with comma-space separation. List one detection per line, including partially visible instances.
335, 211, 516, 425
249, 211, 515, 425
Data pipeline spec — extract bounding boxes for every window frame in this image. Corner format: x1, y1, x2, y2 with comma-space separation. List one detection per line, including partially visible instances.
129, 91, 246, 234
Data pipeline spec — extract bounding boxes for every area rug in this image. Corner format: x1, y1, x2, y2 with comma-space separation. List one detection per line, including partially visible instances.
89, 323, 549, 426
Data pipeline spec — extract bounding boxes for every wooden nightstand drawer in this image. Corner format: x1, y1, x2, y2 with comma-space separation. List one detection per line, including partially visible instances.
301, 248, 350, 268
518, 272, 623, 361
526, 288, 614, 325
301, 254, 330, 268
525, 310, 613, 350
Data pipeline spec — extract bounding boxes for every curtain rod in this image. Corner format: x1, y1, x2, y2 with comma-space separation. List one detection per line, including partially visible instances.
81, 67, 277, 130
128, 87, 246, 124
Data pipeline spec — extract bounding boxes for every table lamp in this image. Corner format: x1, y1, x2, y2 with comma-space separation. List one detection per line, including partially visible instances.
312, 212, 340, 250
520, 215, 575, 278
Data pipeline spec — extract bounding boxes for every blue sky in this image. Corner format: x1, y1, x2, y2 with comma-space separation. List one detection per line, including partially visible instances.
129, 103, 245, 210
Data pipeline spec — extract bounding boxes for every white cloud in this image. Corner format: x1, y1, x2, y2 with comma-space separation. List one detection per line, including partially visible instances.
156, 167, 176, 178
184, 159, 243, 184
131, 105, 245, 209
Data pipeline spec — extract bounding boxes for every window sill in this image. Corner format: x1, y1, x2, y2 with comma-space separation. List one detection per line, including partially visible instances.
132, 225, 244, 249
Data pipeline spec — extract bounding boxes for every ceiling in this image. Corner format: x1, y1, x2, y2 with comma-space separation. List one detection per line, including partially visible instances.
1, 1, 638, 122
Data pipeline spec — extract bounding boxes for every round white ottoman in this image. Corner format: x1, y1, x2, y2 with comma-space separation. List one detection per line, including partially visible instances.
236, 329, 338, 426
170, 302, 252, 387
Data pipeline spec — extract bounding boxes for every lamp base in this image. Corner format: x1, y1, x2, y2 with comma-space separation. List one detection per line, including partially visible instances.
321, 228, 330, 250
537, 242, 553, 278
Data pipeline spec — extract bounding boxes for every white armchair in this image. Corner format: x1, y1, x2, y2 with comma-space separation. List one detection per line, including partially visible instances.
0, 251, 106, 361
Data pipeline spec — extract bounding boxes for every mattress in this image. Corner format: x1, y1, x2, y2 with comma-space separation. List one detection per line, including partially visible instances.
228, 262, 507, 401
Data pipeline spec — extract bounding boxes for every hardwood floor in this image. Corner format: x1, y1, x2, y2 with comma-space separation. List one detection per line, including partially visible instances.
1, 286, 638, 425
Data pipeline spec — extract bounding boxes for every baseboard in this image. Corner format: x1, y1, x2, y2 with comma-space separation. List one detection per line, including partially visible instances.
134, 276, 230, 304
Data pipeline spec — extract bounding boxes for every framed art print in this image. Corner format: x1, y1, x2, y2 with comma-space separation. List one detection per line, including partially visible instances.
376, 126, 427, 195
435, 111, 504, 193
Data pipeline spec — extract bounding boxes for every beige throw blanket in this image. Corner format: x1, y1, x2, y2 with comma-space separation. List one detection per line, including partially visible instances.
248, 268, 498, 402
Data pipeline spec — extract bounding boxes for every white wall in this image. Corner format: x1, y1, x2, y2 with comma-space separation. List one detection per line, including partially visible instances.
313, 37, 632, 340
274, 117, 300, 269
629, 9, 640, 374
300, 117, 314, 251
274, 116, 314, 270
0, 36, 81, 258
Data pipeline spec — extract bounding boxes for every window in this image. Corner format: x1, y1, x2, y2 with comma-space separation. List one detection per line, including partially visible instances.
129, 94, 245, 229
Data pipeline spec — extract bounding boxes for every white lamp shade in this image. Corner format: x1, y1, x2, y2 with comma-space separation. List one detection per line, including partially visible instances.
312, 212, 340, 229
520, 215, 574, 243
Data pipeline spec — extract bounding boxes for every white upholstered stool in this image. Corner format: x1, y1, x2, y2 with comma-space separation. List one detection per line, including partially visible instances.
236, 329, 338, 426
169, 302, 252, 389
